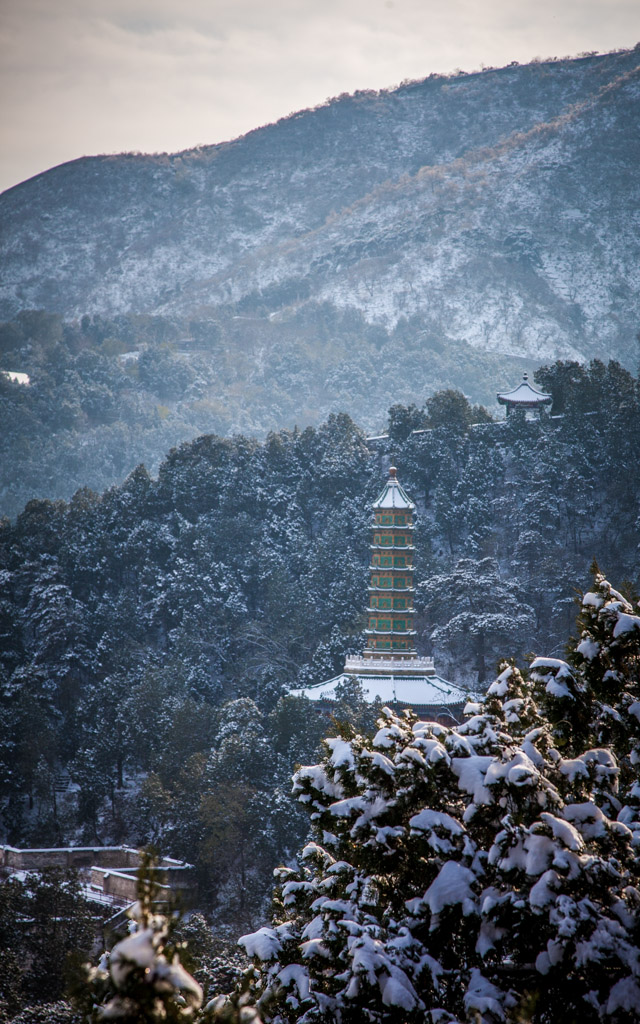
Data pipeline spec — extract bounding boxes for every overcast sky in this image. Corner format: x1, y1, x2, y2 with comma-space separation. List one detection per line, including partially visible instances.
1, 0, 638, 193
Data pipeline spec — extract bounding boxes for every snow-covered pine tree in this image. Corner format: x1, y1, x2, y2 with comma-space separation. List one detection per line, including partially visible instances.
239, 575, 640, 1023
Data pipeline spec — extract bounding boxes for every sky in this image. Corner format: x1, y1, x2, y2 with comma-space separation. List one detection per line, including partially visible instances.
1, 0, 638, 194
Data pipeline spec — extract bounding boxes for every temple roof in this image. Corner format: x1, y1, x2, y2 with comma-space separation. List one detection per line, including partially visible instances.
372, 466, 415, 510
497, 373, 552, 406
290, 669, 470, 709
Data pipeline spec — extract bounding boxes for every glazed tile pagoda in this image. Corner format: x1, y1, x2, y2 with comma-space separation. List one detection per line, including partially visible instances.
291, 466, 471, 723
365, 466, 417, 659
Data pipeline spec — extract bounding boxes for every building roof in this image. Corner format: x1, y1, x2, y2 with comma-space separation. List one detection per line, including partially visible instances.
372, 466, 415, 510
290, 667, 470, 709
497, 373, 552, 407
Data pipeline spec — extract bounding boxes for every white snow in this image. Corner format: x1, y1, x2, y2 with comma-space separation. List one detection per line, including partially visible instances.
613, 613, 640, 638
301, 938, 331, 959
529, 869, 560, 909
362, 750, 396, 775
379, 968, 418, 1010
109, 928, 156, 985
409, 809, 465, 835
276, 964, 310, 1001
372, 475, 415, 510
547, 678, 575, 699
487, 666, 513, 697
422, 860, 477, 916
576, 638, 600, 660
451, 756, 493, 806
562, 802, 607, 839
1, 371, 30, 385
530, 657, 572, 671
326, 738, 355, 768
539, 812, 583, 851
464, 969, 507, 1018
239, 927, 282, 960
606, 977, 640, 1013
558, 757, 590, 783
291, 671, 468, 708
524, 834, 556, 876
530, 658, 576, 698
628, 702, 640, 722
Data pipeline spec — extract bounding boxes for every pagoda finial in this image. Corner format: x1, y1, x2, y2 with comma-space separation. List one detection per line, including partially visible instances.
389, 465, 397, 478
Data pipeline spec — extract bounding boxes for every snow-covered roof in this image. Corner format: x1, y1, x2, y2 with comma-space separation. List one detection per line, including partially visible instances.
497, 373, 551, 406
290, 670, 469, 708
1, 370, 30, 386
372, 467, 415, 510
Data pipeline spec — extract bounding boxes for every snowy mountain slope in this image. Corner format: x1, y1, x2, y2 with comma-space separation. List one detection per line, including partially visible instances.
1, 49, 639, 367
208, 58, 640, 363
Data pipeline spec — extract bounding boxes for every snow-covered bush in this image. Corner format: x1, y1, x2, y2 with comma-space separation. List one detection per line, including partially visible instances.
239, 574, 640, 1023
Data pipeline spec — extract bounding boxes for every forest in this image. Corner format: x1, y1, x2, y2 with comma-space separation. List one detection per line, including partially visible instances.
0, 357, 639, 1021
0, 308, 526, 520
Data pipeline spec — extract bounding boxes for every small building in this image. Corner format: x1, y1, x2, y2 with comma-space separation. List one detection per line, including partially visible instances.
0, 845, 196, 909
291, 467, 471, 723
497, 373, 551, 418
1, 371, 30, 385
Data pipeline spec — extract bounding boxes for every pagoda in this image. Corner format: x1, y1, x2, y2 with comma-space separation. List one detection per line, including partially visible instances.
291, 467, 471, 723
497, 373, 551, 417
364, 466, 416, 658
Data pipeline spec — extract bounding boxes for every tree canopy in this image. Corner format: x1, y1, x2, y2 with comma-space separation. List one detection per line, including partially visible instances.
238, 572, 640, 1023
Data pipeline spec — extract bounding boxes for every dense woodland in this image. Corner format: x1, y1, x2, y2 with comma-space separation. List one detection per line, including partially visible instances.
2, 45, 639, 1024
0, 356, 638, 951
0, 309, 524, 519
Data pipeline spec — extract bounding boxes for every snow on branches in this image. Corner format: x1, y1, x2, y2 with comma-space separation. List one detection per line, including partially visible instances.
240, 574, 640, 1023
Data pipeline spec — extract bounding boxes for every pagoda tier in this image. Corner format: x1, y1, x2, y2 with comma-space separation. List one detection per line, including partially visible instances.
364, 466, 417, 660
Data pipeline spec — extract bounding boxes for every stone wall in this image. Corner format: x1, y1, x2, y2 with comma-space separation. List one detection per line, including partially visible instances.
90, 867, 173, 903
0, 846, 196, 903
1, 845, 141, 871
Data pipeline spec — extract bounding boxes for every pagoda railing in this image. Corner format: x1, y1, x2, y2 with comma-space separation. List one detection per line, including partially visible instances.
345, 655, 435, 673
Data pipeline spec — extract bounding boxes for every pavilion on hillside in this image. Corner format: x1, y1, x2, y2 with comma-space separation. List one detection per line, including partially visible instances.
497, 373, 552, 418
290, 467, 471, 724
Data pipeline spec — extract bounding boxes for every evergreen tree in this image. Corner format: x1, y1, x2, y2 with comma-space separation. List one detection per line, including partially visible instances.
239, 573, 640, 1023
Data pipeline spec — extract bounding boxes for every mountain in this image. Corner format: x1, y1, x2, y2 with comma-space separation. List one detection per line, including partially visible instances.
1, 49, 639, 366
0, 50, 639, 518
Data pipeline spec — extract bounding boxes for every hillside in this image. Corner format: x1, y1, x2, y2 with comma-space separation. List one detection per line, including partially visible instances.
1, 49, 639, 360
1, 50, 639, 516
1, 360, 638, 931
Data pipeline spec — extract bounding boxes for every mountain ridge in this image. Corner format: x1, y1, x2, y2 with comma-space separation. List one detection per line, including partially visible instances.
1, 48, 639, 369
1, 48, 639, 518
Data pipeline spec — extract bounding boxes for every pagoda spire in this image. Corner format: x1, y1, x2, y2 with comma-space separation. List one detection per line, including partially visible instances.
364, 466, 417, 660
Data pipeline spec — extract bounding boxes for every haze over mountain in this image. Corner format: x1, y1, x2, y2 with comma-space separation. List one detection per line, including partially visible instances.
1, 47, 639, 366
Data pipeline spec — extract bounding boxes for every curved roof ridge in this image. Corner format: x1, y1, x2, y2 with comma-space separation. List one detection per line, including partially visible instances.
372, 466, 416, 510
497, 373, 552, 405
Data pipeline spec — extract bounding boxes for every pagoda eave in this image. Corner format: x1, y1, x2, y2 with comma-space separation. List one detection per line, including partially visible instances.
364, 629, 417, 637
497, 396, 552, 408
370, 544, 415, 552
368, 586, 415, 594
